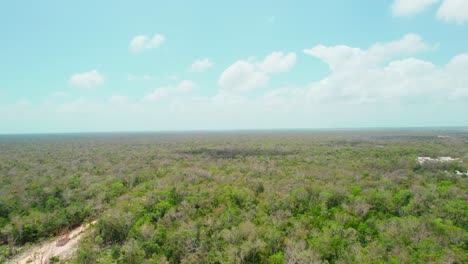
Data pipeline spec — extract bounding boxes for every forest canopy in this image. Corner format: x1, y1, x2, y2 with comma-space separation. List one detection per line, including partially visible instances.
0, 131, 467, 263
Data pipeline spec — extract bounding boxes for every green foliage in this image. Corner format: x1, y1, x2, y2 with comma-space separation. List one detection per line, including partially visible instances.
120, 239, 145, 264
48, 255, 60, 263
268, 251, 284, 264
98, 209, 136, 244
74, 241, 97, 264
109, 182, 126, 199
0, 245, 10, 263
1, 132, 467, 263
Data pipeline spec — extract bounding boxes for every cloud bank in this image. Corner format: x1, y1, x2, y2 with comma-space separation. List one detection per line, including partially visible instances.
219, 51, 296, 93
144, 80, 196, 101
392, 0, 468, 23
69, 70, 104, 89
2, 35, 467, 133
190, 58, 214, 72
437, 0, 468, 23
392, 0, 439, 16
130, 34, 165, 53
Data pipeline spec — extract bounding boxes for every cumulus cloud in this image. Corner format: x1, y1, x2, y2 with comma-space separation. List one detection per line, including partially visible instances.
304, 34, 429, 71
437, 0, 468, 23
69, 70, 104, 89
219, 51, 296, 92
392, 0, 468, 24
3, 35, 468, 133
445, 54, 468, 97
392, 0, 439, 16
287, 34, 466, 104
218, 61, 269, 93
190, 58, 214, 72
260, 52, 297, 73
144, 80, 195, 101
130, 34, 165, 53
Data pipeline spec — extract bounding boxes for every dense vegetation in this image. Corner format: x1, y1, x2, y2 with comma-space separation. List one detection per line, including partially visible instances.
0, 131, 467, 263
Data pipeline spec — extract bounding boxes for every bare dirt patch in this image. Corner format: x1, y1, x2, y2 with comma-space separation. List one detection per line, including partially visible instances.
8, 221, 96, 264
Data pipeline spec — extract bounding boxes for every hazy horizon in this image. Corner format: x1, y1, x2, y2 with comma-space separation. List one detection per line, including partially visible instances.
1, 125, 468, 137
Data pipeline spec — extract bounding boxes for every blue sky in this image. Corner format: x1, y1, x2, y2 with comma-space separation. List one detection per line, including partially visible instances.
1, 0, 467, 133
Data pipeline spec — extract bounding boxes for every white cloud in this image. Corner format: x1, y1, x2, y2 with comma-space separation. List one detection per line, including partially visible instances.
69, 70, 104, 89
260, 52, 297, 73
144, 80, 195, 101
3, 35, 468, 133
304, 34, 429, 72
219, 51, 296, 92
392, 0, 439, 16
392, 0, 468, 24
218, 60, 269, 93
190, 58, 214, 72
130, 34, 165, 53
296, 34, 466, 104
445, 54, 468, 97
437, 0, 468, 23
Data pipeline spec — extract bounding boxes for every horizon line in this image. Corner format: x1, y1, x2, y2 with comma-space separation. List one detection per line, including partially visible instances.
1, 125, 468, 136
